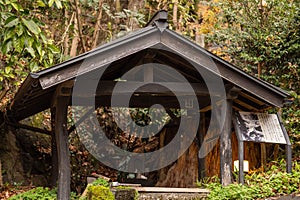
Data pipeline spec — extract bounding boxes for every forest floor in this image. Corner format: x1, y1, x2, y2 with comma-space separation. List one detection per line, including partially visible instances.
0, 185, 34, 199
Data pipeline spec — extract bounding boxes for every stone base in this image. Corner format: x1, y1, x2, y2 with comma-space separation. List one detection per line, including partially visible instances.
112, 188, 137, 200
138, 193, 208, 200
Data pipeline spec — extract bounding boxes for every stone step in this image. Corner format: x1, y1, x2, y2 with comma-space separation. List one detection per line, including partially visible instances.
134, 187, 210, 200
89, 185, 210, 200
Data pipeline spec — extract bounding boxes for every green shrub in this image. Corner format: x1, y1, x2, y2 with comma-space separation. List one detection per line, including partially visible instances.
8, 187, 56, 200
90, 178, 110, 187
198, 160, 300, 200
8, 187, 78, 200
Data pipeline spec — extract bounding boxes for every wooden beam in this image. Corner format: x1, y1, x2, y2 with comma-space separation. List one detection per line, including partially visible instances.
199, 105, 211, 112
111, 50, 148, 81
154, 53, 200, 82
53, 86, 71, 199
239, 92, 265, 106
144, 65, 154, 82
38, 28, 162, 89
73, 81, 211, 97
233, 99, 259, 111
6, 122, 51, 135
161, 29, 287, 107
68, 108, 94, 134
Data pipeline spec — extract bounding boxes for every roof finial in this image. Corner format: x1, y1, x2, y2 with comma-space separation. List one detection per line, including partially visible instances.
145, 10, 168, 30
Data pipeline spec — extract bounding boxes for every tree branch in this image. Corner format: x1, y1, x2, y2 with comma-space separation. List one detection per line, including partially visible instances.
92, 0, 104, 49
73, 0, 87, 52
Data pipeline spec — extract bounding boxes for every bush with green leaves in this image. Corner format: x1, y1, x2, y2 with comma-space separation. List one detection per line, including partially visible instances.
198, 160, 300, 200
0, 0, 61, 106
8, 187, 78, 200
207, 0, 300, 156
90, 178, 110, 187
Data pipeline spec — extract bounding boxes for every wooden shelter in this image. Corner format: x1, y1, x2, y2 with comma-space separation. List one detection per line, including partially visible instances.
1, 11, 291, 199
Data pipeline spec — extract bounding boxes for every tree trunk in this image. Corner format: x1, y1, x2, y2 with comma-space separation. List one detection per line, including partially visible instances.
70, 16, 79, 57
92, 0, 104, 49
73, 0, 87, 52
173, 0, 178, 31
156, 118, 199, 187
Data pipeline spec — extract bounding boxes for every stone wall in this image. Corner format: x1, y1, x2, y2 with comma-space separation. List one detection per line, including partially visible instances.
0, 125, 51, 186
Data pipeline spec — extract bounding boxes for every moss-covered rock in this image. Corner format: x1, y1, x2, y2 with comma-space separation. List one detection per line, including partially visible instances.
87, 185, 114, 200
112, 187, 137, 200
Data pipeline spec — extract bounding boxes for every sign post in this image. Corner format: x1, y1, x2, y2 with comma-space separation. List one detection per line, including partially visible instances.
233, 111, 292, 184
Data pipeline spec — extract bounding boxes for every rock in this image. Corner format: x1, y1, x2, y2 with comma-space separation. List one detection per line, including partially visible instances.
112, 188, 137, 200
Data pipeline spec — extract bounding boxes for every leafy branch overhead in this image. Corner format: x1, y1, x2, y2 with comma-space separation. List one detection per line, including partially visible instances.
0, 0, 61, 93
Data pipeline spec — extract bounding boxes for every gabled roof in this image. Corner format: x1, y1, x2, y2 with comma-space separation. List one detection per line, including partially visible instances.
4, 10, 290, 123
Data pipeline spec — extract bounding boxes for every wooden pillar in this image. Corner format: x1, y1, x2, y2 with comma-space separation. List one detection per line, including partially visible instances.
260, 143, 267, 170
52, 86, 71, 199
0, 160, 2, 187
232, 111, 245, 184
220, 98, 233, 186
277, 113, 292, 173
198, 112, 206, 180
50, 107, 58, 187
286, 145, 292, 173
144, 65, 153, 83
238, 140, 244, 184
220, 86, 239, 186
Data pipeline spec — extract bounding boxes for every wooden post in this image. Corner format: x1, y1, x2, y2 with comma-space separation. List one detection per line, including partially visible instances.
220, 98, 233, 186
286, 145, 292, 173
198, 112, 206, 180
260, 143, 267, 170
144, 65, 153, 83
238, 141, 244, 184
0, 159, 3, 187
50, 107, 58, 187
276, 113, 292, 173
53, 86, 71, 199
232, 112, 245, 185
220, 86, 239, 186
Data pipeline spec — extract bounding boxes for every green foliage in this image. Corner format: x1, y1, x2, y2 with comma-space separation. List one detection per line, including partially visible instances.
90, 178, 110, 187
0, 0, 61, 93
87, 186, 114, 200
209, 0, 299, 73
8, 187, 57, 200
198, 160, 300, 199
8, 187, 79, 200
208, 0, 300, 156
102, 3, 146, 40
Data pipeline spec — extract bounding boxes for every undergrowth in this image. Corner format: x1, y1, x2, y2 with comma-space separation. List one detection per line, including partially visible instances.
197, 160, 300, 200
8, 187, 78, 200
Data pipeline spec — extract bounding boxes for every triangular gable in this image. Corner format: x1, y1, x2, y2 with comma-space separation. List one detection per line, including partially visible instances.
5, 13, 290, 122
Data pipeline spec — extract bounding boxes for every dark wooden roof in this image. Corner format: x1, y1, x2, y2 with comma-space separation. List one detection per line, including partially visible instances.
3, 10, 290, 123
